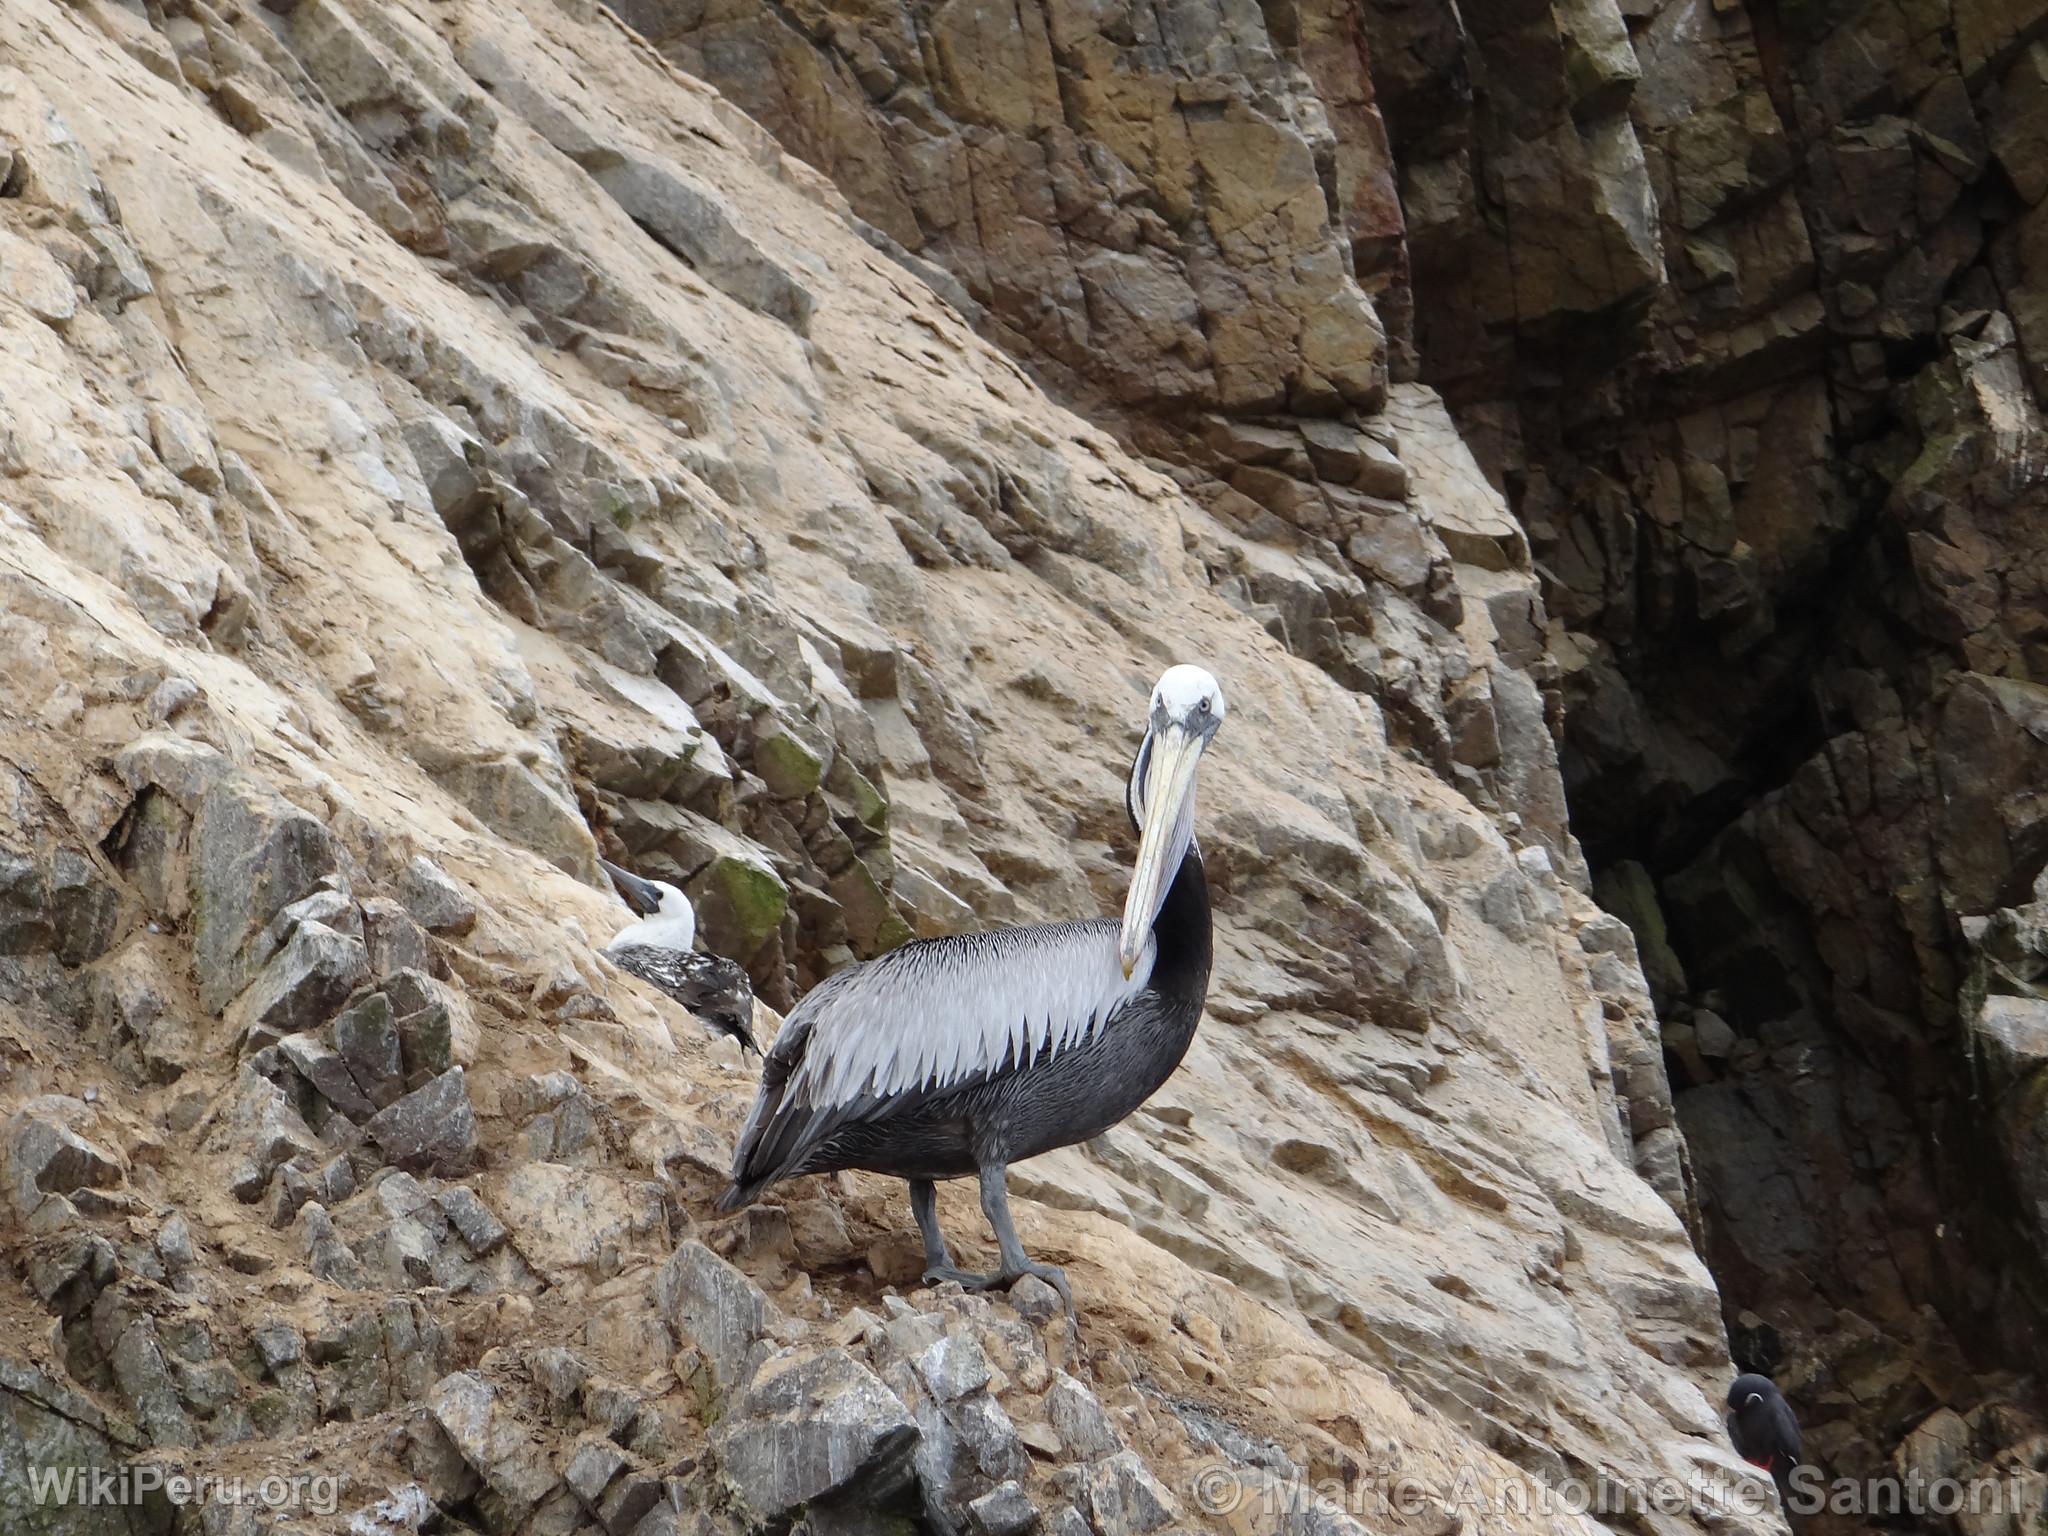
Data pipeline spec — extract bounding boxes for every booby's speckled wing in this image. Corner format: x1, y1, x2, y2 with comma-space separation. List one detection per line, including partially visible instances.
720, 918, 1155, 1204
606, 942, 759, 1053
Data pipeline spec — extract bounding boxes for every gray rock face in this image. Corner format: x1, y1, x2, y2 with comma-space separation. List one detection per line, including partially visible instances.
429, 1371, 561, 1524
279, 1031, 376, 1119
592, 159, 814, 334
1045, 1373, 1120, 1460
1080, 1452, 1181, 1536
655, 1241, 774, 1390
208, 1066, 322, 1204
115, 746, 343, 1014
711, 1349, 919, 1520
225, 919, 370, 1037
4, 1101, 123, 1216
0, 1355, 161, 1535
361, 896, 433, 978
365, 1069, 479, 1176
968, 1480, 1040, 1536
332, 991, 405, 1109
396, 855, 476, 934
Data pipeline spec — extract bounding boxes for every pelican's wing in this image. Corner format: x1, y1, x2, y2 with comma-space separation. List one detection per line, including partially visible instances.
719, 918, 1154, 1205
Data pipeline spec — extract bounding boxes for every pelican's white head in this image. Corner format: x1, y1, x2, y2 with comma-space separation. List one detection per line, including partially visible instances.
1120, 664, 1226, 975
1150, 664, 1227, 735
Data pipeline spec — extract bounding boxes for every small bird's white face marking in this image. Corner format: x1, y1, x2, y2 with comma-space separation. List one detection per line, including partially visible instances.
1151, 664, 1225, 728
1746, 1393, 1763, 1409
611, 879, 698, 952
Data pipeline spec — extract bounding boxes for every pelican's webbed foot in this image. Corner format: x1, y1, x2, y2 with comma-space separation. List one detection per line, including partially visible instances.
920, 1261, 1074, 1313
907, 1166, 1078, 1313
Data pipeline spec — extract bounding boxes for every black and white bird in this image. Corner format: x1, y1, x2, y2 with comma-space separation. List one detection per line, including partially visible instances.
716, 663, 1227, 1308
600, 859, 759, 1055
1727, 1374, 1802, 1507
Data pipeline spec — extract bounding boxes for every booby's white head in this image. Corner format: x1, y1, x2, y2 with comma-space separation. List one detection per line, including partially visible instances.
601, 858, 697, 951
1120, 664, 1226, 976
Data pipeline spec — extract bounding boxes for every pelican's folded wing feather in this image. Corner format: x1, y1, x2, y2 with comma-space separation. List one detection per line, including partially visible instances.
721, 918, 1154, 1203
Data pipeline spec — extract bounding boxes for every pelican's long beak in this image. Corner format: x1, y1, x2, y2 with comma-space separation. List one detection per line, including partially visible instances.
600, 858, 662, 917
1119, 722, 1204, 977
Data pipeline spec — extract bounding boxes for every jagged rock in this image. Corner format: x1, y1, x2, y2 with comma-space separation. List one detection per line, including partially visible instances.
252, 1320, 305, 1374
332, 991, 405, 1109
349, 1483, 438, 1536
1080, 1452, 1181, 1535
47, 850, 121, 966
362, 897, 433, 979
484, 1163, 664, 1273
397, 855, 477, 934
711, 1349, 919, 1520
969, 1480, 1040, 1536
279, 1031, 376, 1119
209, 1065, 322, 1202
299, 1201, 369, 1287
4, 1100, 124, 1215
380, 969, 475, 1084
0, 229, 78, 328
915, 1332, 994, 1403
27, 1231, 118, 1318
365, 1070, 479, 1176
564, 1433, 628, 1506
437, 1184, 510, 1255
436, 759, 601, 883
429, 1371, 561, 1524
0, 854, 53, 956
225, 919, 370, 1037
99, 1305, 195, 1448
1046, 1373, 1121, 1460
0, 1356, 158, 1533
598, 1469, 663, 1533
155, 1213, 195, 1274
694, 853, 789, 965
592, 158, 814, 333
655, 1240, 774, 1389
114, 746, 342, 1013
951, 1391, 1031, 1484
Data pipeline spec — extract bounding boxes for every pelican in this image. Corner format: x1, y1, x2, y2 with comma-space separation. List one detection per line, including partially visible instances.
717, 664, 1225, 1305
600, 859, 759, 1054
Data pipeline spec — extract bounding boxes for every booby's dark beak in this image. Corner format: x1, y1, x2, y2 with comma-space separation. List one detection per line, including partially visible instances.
1119, 720, 1205, 977
600, 858, 663, 917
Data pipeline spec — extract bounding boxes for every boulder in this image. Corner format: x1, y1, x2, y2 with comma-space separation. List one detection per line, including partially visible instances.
4, 1100, 123, 1216
655, 1240, 776, 1389
428, 1371, 561, 1524
224, 920, 369, 1037
711, 1348, 919, 1520
365, 1070, 479, 1176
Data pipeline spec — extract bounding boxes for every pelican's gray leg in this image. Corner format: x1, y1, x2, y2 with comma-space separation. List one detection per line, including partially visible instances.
909, 1178, 956, 1276
978, 1163, 1073, 1312
916, 1166, 1074, 1311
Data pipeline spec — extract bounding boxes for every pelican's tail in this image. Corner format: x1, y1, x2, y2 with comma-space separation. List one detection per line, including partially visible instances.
714, 1177, 764, 1213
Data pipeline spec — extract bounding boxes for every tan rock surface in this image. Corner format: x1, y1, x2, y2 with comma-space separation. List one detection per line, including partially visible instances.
0, 1, 1763, 1532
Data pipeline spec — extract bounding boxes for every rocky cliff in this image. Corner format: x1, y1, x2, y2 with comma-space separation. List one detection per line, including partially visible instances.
612, 0, 2048, 1513
0, 0, 2027, 1533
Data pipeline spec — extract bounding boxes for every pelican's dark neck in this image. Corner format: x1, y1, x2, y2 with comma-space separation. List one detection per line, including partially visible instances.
1146, 843, 1212, 1005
